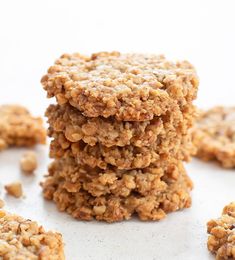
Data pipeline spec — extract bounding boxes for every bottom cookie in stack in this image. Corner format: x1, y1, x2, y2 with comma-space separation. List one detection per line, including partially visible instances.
41, 157, 193, 223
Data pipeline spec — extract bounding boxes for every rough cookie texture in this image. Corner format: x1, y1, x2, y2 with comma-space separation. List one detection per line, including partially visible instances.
0, 105, 46, 151
192, 106, 235, 168
43, 156, 186, 197
0, 210, 64, 259
207, 202, 235, 259
49, 130, 194, 170
41, 52, 198, 121
41, 51, 198, 223
46, 103, 196, 147
42, 166, 192, 223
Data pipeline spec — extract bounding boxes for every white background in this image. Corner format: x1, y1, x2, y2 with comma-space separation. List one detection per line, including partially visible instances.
0, 0, 235, 259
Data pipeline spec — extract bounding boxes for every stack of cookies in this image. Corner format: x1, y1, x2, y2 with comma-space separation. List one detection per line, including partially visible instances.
41, 52, 198, 222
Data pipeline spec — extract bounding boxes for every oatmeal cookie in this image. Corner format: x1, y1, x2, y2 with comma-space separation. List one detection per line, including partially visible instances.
207, 202, 235, 259
43, 156, 186, 197
49, 130, 194, 169
0, 210, 64, 259
41, 52, 198, 121
42, 169, 192, 223
192, 106, 235, 168
46, 103, 196, 147
0, 105, 46, 151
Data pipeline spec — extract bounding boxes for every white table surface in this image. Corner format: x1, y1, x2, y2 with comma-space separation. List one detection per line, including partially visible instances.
0, 0, 235, 259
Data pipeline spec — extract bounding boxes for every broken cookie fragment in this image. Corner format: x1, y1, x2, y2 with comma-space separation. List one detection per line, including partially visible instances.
0, 105, 46, 151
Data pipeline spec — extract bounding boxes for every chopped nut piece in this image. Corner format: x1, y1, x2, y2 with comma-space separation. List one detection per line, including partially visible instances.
4, 182, 23, 198
20, 151, 37, 173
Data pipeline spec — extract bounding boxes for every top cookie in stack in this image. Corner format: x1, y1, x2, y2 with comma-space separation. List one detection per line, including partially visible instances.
41, 52, 198, 222
42, 52, 198, 121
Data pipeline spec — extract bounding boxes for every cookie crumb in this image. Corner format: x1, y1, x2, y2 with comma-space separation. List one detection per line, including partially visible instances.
0, 104, 46, 151
5, 182, 23, 198
0, 199, 4, 208
20, 151, 37, 173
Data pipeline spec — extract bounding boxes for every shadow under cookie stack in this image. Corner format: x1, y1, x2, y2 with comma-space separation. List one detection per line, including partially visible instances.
41, 52, 198, 223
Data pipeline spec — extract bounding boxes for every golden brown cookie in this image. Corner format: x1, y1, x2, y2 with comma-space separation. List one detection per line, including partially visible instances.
0, 105, 46, 151
42, 165, 192, 223
0, 210, 64, 259
49, 130, 194, 170
207, 202, 235, 259
41, 52, 198, 121
43, 156, 187, 197
192, 106, 235, 168
46, 103, 196, 147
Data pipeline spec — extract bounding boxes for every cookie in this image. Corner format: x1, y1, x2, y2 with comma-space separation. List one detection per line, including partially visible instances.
41, 52, 198, 121
207, 202, 235, 259
0, 105, 46, 151
49, 130, 194, 170
46, 103, 196, 148
42, 168, 193, 223
192, 106, 235, 168
43, 156, 186, 197
0, 210, 64, 259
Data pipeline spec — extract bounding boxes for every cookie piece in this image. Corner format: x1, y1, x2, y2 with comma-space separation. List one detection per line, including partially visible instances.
42, 168, 192, 223
0, 199, 4, 208
0, 210, 64, 259
192, 106, 235, 168
0, 105, 46, 151
207, 202, 235, 259
4, 181, 23, 198
20, 151, 38, 173
49, 130, 194, 170
46, 103, 196, 147
43, 156, 186, 197
41, 52, 198, 121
